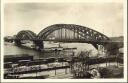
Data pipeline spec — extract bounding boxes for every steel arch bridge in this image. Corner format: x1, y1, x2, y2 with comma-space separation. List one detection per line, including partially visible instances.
37, 24, 109, 49
14, 30, 40, 47
16, 30, 37, 40
14, 24, 110, 49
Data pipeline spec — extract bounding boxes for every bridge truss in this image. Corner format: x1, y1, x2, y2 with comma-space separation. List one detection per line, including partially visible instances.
14, 24, 110, 49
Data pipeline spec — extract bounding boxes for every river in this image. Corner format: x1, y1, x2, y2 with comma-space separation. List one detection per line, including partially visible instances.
4, 42, 98, 59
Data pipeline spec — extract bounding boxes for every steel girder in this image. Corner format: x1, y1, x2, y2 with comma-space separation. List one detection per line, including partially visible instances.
16, 30, 37, 40
38, 24, 109, 45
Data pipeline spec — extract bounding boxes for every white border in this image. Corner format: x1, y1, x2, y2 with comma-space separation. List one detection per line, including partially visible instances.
1, 0, 127, 82
4, 0, 124, 3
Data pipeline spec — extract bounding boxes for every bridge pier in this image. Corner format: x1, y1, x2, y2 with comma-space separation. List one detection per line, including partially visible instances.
33, 40, 44, 50
14, 39, 21, 46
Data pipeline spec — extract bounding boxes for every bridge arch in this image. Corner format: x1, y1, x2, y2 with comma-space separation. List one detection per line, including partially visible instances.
38, 24, 109, 41
15, 30, 44, 49
38, 24, 109, 49
16, 30, 37, 40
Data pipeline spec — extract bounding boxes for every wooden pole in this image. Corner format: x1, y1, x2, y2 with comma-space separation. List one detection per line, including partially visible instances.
65, 68, 67, 74
55, 66, 56, 75
117, 54, 119, 67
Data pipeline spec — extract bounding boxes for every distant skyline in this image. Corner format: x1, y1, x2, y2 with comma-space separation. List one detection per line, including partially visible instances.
4, 2, 123, 37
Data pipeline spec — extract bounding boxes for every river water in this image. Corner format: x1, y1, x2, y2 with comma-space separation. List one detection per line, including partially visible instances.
4, 42, 98, 59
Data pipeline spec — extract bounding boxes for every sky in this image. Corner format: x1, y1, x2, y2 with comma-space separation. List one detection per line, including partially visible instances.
4, 2, 123, 37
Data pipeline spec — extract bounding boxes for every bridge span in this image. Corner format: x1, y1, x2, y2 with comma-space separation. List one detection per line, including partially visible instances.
13, 24, 110, 50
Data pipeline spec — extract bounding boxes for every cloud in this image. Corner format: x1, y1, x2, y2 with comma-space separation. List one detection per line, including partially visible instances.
4, 3, 123, 37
